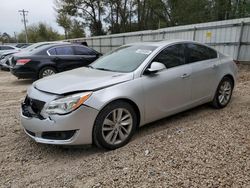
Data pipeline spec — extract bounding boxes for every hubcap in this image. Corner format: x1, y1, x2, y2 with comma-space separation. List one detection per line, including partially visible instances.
42, 69, 55, 78
102, 108, 133, 145
218, 80, 232, 105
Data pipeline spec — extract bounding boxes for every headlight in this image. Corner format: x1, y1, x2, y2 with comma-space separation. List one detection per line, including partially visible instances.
45, 92, 92, 115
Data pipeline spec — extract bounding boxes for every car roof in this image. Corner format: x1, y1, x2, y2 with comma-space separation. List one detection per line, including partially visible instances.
43, 43, 84, 49
28, 42, 98, 55
127, 39, 202, 47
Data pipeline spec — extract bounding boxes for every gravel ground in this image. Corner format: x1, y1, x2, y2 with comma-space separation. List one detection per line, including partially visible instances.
0, 65, 250, 188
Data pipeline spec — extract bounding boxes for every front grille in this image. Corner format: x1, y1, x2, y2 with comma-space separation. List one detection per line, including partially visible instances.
22, 96, 46, 119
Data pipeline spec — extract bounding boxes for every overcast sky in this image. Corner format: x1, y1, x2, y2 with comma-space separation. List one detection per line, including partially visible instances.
0, 0, 64, 36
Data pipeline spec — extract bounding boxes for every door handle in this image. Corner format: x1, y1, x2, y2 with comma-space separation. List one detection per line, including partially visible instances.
212, 64, 218, 69
181, 73, 190, 78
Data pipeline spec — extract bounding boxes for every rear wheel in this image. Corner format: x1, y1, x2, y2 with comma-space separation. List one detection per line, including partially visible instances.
212, 77, 233, 108
38, 66, 56, 79
93, 101, 137, 150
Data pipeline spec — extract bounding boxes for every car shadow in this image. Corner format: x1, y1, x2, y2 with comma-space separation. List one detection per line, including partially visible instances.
134, 104, 211, 140
11, 79, 33, 86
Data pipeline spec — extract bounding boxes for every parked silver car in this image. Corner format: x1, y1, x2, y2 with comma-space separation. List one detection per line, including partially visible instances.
21, 40, 237, 149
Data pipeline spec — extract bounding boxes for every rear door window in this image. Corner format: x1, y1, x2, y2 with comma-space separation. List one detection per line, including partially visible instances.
73, 46, 96, 55
186, 43, 217, 63
153, 44, 185, 69
55, 46, 74, 55
47, 48, 57, 55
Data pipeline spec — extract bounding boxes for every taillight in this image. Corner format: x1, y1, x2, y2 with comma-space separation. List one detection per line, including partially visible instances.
16, 59, 31, 65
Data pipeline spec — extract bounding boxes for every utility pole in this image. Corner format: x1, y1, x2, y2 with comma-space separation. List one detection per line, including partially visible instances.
14, 32, 18, 43
18, 9, 29, 43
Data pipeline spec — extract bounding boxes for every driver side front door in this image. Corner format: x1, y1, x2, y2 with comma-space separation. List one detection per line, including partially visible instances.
142, 44, 192, 123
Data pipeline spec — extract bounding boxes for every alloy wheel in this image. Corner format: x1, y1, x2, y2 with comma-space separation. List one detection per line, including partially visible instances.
102, 108, 133, 145
218, 80, 232, 106
42, 69, 55, 78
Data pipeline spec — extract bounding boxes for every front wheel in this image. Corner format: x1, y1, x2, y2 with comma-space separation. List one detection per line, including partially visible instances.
93, 101, 137, 150
212, 77, 233, 109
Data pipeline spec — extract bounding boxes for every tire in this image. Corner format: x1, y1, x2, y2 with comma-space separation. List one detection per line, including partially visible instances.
38, 66, 56, 79
93, 101, 137, 150
212, 77, 233, 109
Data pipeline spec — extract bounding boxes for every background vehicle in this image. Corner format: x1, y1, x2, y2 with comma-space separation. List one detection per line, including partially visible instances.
15, 43, 31, 48
21, 41, 66, 52
0, 45, 19, 51
0, 45, 20, 56
10, 43, 101, 79
0, 53, 12, 71
0, 42, 70, 71
20, 40, 237, 150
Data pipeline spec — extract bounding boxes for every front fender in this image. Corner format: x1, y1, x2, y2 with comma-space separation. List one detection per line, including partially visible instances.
84, 78, 146, 126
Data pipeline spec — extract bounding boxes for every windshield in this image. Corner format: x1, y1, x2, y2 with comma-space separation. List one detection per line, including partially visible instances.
23, 42, 56, 52
22, 43, 44, 51
91, 45, 157, 73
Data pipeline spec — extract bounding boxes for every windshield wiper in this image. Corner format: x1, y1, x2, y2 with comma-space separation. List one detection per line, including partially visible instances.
87, 65, 94, 69
94, 67, 113, 72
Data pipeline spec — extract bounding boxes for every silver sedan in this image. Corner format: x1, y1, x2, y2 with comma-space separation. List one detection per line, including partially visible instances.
21, 40, 238, 149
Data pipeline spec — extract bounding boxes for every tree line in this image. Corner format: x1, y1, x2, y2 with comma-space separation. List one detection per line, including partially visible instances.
1, 21, 85, 44
1, 0, 249, 44
55, 0, 250, 37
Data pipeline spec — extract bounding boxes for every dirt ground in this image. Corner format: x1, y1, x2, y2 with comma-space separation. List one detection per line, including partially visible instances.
0, 65, 249, 188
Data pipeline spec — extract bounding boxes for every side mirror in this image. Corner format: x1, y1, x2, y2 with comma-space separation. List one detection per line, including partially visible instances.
144, 62, 166, 75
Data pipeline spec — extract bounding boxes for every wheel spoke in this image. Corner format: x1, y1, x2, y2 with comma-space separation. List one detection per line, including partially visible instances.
121, 114, 130, 121
223, 96, 227, 104
219, 95, 224, 104
120, 126, 129, 134
120, 120, 131, 126
112, 110, 117, 122
104, 118, 114, 126
117, 109, 123, 121
118, 128, 125, 140
103, 126, 114, 131
111, 130, 118, 144
105, 130, 115, 143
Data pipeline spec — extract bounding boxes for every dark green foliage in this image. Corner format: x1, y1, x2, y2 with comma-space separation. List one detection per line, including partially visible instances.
55, 0, 250, 36
17, 23, 62, 43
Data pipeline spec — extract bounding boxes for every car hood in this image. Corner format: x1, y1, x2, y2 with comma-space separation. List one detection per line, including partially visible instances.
0, 50, 19, 56
1, 50, 19, 56
34, 67, 134, 94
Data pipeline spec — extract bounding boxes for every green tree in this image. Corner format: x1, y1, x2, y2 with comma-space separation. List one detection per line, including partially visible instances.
54, 0, 250, 36
56, 13, 72, 39
168, 0, 212, 25
55, 0, 105, 36
18, 23, 61, 43
68, 19, 86, 38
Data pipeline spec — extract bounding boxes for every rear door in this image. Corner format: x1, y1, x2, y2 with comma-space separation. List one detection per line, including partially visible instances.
48, 46, 80, 71
185, 43, 219, 103
72, 45, 99, 67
